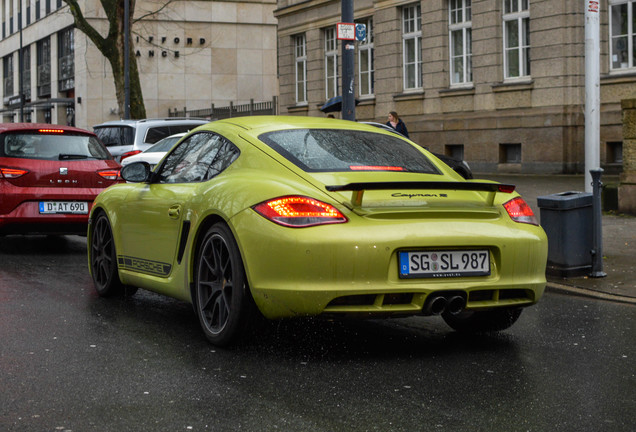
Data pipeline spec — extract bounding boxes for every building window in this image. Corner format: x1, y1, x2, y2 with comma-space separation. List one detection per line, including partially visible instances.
607, 141, 623, 163
3, 54, 14, 97
36, 0, 40, 20
449, 0, 472, 85
610, 0, 636, 70
324, 27, 338, 100
37, 37, 51, 97
358, 18, 374, 97
294, 34, 307, 104
26, 3, 31, 26
45, 0, 50, 15
21, 47, 30, 100
445, 144, 465, 160
503, 0, 530, 79
500, 143, 522, 163
58, 27, 74, 91
402, 3, 422, 90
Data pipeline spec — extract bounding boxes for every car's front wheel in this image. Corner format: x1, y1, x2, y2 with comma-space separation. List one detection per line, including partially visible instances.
442, 307, 523, 333
90, 212, 134, 297
194, 223, 256, 346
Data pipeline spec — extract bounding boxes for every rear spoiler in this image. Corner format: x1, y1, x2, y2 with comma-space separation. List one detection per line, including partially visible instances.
325, 181, 516, 208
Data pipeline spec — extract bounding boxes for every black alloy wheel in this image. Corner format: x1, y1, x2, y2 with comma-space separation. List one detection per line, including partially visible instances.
195, 223, 256, 346
90, 212, 128, 297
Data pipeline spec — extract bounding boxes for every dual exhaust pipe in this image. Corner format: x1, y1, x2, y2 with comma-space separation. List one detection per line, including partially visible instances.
423, 294, 466, 316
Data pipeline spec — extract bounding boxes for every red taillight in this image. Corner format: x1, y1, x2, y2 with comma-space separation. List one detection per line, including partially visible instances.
38, 128, 64, 134
0, 167, 29, 179
120, 150, 142, 161
97, 169, 120, 180
503, 197, 538, 225
253, 196, 347, 227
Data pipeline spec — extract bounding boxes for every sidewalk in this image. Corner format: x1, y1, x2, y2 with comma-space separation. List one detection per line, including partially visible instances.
483, 173, 636, 304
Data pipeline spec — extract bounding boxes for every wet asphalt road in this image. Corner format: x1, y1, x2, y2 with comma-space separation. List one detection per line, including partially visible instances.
0, 235, 635, 432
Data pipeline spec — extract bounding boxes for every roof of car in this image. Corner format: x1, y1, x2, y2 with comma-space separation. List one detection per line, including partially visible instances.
93, 118, 208, 127
213, 115, 382, 134
0, 122, 95, 135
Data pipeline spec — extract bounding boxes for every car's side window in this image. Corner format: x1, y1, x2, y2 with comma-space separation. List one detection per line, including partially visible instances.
156, 132, 239, 184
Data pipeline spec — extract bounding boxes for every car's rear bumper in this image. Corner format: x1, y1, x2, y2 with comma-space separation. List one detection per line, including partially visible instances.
0, 201, 93, 235
231, 209, 548, 319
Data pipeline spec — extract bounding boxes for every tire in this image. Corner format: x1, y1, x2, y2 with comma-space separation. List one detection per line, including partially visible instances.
442, 307, 523, 333
194, 223, 256, 346
90, 212, 136, 297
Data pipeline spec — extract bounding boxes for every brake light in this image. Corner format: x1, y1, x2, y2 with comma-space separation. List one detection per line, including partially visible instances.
350, 165, 404, 171
0, 167, 29, 178
120, 150, 142, 161
97, 169, 120, 180
38, 129, 64, 134
503, 197, 538, 225
253, 196, 347, 227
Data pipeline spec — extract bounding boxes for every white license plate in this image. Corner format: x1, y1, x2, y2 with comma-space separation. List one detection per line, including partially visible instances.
39, 201, 89, 214
399, 250, 490, 278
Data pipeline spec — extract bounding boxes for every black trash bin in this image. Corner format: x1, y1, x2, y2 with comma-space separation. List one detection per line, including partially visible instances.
537, 191, 593, 277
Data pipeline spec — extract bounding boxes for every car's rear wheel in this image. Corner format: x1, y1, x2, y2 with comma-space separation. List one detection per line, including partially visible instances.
442, 308, 523, 333
195, 223, 256, 346
90, 212, 136, 297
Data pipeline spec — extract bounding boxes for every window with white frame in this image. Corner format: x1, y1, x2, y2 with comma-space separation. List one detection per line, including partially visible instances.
610, 0, 636, 70
449, 0, 472, 85
503, 0, 530, 79
358, 18, 374, 97
294, 34, 307, 104
402, 4, 422, 90
325, 27, 338, 99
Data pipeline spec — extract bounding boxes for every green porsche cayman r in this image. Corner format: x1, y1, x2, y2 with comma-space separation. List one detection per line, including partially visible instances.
88, 116, 548, 346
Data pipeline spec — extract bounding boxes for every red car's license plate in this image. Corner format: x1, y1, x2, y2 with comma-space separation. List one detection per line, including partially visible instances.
39, 201, 89, 214
399, 250, 490, 278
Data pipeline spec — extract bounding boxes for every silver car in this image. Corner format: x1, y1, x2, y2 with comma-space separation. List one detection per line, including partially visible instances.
93, 118, 208, 162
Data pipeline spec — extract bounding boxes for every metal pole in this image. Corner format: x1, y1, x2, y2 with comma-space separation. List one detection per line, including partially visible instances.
590, 168, 606, 278
124, 0, 131, 119
18, 0, 24, 122
341, 0, 355, 121
584, 0, 600, 193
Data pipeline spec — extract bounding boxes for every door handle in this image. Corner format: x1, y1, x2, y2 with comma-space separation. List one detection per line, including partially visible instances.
168, 205, 181, 218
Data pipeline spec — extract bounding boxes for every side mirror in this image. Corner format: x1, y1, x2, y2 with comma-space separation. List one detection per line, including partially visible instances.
120, 161, 151, 183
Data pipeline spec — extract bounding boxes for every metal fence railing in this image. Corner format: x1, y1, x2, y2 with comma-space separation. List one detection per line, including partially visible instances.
168, 97, 278, 120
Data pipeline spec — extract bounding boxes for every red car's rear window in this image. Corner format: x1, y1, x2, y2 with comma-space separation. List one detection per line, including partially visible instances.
1, 132, 111, 161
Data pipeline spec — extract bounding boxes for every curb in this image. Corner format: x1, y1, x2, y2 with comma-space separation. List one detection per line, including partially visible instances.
546, 283, 636, 305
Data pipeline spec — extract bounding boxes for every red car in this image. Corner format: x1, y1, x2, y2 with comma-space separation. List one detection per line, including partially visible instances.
0, 123, 121, 235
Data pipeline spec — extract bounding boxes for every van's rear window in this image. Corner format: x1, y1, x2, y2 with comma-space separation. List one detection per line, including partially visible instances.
259, 129, 439, 174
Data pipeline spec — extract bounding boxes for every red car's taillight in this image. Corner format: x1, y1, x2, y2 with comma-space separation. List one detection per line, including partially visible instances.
253, 196, 347, 227
503, 197, 538, 225
120, 150, 142, 161
97, 169, 120, 180
0, 167, 29, 179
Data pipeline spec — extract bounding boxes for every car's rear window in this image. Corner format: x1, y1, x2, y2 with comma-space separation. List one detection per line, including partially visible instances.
259, 129, 440, 174
94, 126, 135, 147
145, 125, 201, 145
1, 132, 112, 160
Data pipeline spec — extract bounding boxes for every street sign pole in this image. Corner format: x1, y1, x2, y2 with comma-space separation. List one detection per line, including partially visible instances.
584, 0, 600, 193
341, 0, 355, 121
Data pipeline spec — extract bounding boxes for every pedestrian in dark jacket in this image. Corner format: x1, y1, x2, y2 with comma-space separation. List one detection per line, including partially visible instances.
386, 111, 409, 138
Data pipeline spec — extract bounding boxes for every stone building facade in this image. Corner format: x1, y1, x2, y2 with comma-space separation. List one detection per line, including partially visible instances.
0, 0, 278, 130
275, 0, 636, 174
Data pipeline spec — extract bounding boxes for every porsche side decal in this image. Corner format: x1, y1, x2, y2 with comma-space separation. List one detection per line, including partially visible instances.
117, 255, 172, 277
